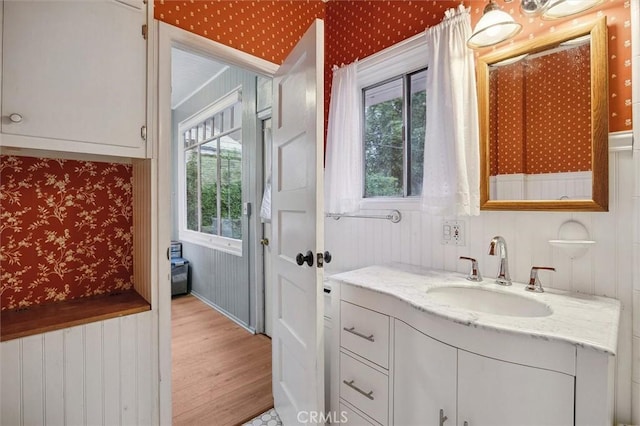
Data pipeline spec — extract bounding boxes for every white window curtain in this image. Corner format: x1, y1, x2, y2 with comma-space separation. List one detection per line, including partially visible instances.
422, 5, 480, 216
325, 61, 363, 214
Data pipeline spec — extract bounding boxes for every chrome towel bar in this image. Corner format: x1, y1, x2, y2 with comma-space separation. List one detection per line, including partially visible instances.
325, 209, 401, 223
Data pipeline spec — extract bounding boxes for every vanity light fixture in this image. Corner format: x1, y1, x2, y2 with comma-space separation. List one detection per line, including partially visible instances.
469, 0, 604, 49
467, 0, 523, 49
542, 0, 604, 20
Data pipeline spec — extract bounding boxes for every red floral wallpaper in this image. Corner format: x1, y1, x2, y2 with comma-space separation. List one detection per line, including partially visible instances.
154, 0, 326, 64
490, 45, 592, 175
490, 62, 526, 175
155, 0, 632, 138
0, 155, 134, 311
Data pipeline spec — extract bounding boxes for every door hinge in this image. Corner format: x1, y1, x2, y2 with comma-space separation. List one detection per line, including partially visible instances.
317, 252, 324, 268
141, 125, 147, 141
142, 24, 148, 40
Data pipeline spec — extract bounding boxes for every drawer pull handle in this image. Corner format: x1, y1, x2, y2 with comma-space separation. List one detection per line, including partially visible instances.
343, 326, 375, 342
343, 379, 374, 400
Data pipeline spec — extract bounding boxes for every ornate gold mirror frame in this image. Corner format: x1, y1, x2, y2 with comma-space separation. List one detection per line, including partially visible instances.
477, 17, 608, 211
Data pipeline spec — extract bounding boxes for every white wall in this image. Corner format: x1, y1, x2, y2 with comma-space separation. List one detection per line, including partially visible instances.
325, 139, 635, 423
0, 311, 156, 426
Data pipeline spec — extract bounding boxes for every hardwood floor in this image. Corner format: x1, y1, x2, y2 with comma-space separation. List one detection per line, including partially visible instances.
172, 295, 273, 426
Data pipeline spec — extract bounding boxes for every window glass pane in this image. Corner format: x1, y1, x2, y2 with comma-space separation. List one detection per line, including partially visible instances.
214, 113, 222, 136
190, 128, 197, 145
197, 122, 206, 142
184, 148, 199, 231
205, 118, 213, 140
232, 104, 242, 129
200, 141, 218, 235
220, 130, 242, 239
184, 131, 191, 149
409, 70, 426, 196
363, 78, 404, 197
223, 109, 232, 132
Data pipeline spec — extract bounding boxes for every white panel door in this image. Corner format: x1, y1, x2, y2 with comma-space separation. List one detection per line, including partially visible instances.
2, 0, 147, 157
271, 19, 325, 425
458, 349, 574, 426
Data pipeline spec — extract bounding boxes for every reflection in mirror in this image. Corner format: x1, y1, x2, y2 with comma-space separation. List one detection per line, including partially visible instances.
477, 17, 608, 211
489, 37, 591, 201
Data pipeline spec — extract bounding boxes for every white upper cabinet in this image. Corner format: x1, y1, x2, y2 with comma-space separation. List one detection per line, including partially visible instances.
2, 0, 148, 157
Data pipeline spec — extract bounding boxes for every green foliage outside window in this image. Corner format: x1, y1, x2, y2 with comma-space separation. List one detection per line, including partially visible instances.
183, 103, 242, 241
363, 70, 426, 198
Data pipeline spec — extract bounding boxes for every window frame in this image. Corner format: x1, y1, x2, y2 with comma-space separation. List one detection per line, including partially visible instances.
355, 33, 428, 210
177, 89, 243, 256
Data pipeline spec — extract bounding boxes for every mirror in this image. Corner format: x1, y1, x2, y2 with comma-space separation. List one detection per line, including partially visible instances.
477, 17, 608, 211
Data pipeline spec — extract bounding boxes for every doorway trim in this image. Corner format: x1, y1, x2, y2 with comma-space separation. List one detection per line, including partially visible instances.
155, 20, 278, 425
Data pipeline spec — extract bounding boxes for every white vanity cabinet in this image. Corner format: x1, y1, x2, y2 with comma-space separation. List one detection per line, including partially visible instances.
393, 320, 456, 426
457, 350, 574, 426
337, 301, 390, 425
330, 269, 617, 426
395, 320, 574, 426
1, 0, 148, 158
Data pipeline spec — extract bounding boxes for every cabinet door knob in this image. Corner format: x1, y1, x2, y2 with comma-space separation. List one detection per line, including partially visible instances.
8, 113, 23, 123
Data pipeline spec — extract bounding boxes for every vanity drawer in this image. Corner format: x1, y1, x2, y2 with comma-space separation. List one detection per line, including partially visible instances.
339, 402, 375, 426
340, 301, 389, 368
340, 352, 389, 425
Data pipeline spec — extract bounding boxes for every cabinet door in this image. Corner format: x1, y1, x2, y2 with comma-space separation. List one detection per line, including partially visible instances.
458, 350, 574, 426
393, 320, 456, 426
2, 0, 147, 157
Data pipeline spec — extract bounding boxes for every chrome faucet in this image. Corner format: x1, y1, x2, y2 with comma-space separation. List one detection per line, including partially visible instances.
488, 236, 511, 286
525, 266, 556, 293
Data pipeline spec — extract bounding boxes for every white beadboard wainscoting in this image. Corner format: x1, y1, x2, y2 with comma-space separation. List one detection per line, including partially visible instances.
325, 134, 634, 423
0, 311, 155, 426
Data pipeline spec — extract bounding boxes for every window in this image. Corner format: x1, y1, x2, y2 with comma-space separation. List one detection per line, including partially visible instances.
180, 92, 243, 252
363, 68, 426, 198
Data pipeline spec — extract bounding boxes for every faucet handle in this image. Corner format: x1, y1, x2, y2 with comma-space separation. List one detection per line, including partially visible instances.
525, 266, 556, 293
459, 256, 482, 282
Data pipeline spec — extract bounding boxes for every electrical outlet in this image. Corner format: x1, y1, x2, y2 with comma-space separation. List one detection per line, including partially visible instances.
442, 220, 465, 246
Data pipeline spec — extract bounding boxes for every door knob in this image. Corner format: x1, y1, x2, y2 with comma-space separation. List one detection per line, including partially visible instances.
260, 238, 269, 246
8, 113, 22, 123
323, 251, 332, 263
295, 250, 314, 267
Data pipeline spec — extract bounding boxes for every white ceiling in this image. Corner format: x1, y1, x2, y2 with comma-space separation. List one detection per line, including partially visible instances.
171, 48, 228, 109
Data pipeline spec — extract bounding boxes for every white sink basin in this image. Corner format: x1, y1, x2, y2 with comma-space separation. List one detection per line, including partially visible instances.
426, 286, 552, 317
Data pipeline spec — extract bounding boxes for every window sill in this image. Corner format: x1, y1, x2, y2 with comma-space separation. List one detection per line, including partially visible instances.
179, 229, 243, 257
0, 290, 151, 342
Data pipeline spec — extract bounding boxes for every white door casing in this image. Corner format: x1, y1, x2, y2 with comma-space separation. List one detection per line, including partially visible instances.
157, 21, 279, 425
271, 19, 325, 424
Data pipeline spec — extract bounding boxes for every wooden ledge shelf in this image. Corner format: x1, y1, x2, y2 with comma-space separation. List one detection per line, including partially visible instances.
1, 290, 151, 342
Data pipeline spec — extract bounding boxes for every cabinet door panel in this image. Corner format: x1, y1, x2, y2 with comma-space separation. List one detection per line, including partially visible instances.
2, 0, 146, 153
393, 320, 457, 426
458, 350, 574, 426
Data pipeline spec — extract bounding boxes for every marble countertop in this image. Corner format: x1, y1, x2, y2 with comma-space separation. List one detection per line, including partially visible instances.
328, 264, 621, 355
